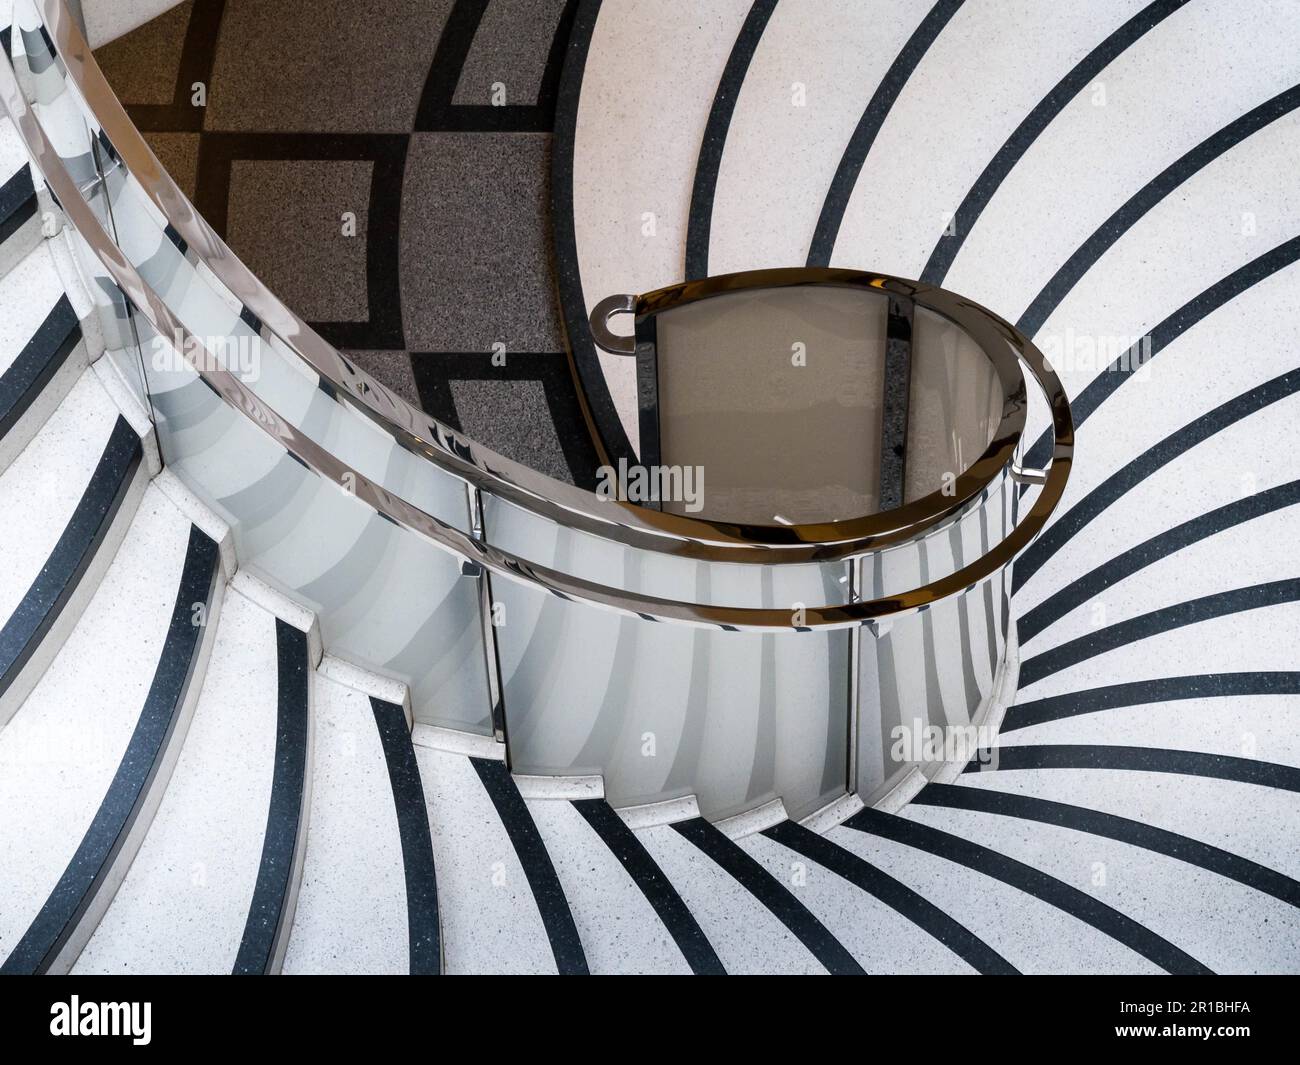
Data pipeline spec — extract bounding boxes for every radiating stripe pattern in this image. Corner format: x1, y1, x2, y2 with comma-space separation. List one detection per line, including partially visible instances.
556, 0, 1300, 974
4, 0, 1299, 976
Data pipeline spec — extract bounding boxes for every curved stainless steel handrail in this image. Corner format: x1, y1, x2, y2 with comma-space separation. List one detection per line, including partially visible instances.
25, 0, 1065, 565
0, 4, 1072, 630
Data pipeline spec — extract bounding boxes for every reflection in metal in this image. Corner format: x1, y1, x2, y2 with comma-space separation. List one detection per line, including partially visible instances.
588, 292, 636, 357
3, 0, 1073, 821
879, 295, 914, 510
467, 482, 508, 749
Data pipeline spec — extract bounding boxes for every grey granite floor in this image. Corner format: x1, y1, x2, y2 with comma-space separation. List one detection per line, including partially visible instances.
96, 0, 597, 485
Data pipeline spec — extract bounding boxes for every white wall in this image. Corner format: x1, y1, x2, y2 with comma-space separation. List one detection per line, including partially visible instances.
79, 0, 187, 48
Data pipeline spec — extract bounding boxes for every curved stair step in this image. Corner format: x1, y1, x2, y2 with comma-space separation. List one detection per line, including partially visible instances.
0, 499, 220, 973
73, 588, 306, 973
0, 291, 85, 475
741, 820, 1011, 974
957, 764, 1300, 882
0, 117, 40, 276
523, 796, 697, 974
283, 685, 438, 975
0, 370, 146, 728
232, 618, 310, 974
901, 796, 1298, 974
412, 734, 563, 974
628, 816, 843, 975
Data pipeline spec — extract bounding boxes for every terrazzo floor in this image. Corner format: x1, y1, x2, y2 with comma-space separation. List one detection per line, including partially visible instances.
95, 0, 600, 486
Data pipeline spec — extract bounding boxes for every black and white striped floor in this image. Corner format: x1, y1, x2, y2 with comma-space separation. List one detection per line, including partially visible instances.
0, 0, 1297, 973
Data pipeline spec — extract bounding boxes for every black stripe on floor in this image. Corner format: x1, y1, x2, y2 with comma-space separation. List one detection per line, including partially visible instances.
843, 807, 1211, 974
1019, 578, 1300, 687
764, 818, 1018, 974
807, 0, 964, 267
0, 297, 82, 445
1017, 82, 1300, 339
550, 0, 634, 469
915, 783, 1300, 909
1003, 672, 1300, 732
571, 798, 724, 975
470, 757, 588, 974
371, 698, 441, 975
920, 0, 1190, 285
233, 619, 310, 974
0, 163, 37, 246
0, 416, 141, 709
684, 0, 778, 279
1021, 233, 1300, 473
671, 817, 864, 974
1019, 479, 1300, 643
413, 0, 575, 132
966, 744, 1300, 793
2, 524, 220, 974
1014, 368, 1300, 590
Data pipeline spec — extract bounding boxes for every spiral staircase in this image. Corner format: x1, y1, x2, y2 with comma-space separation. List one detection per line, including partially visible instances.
0, 0, 1297, 976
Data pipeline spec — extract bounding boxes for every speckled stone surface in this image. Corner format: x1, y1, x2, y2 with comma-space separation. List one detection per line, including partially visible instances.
453, 0, 568, 107
1024, 487, 1300, 659
282, 674, 409, 975
830, 1, 1148, 278
0, 372, 120, 627
44, 0, 1300, 976
1016, 252, 1300, 623
526, 798, 690, 974
75, 583, 279, 974
227, 159, 373, 323
0, 416, 141, 727
1000, 695, 1300, 769
142, 131, 200, 199
95, 1, 601, 487
0, 116, 36, 251
958, 766, 1300, 884
735, 830, 978, 974
0, 112, 29, 177
206, 0, 453, 133
369, 698, 440, 972
570, 0, 752, 448
0, 296, 81, 447
412, 742, 555, 973
400, 132, 561, 352
632, 822, 824, 975
342, 350, 422, 410
448, 376, 568, 481
232, 619, 309, 974
0, 485, 190, 960
9, 525, 216, 974
944, 2, 1300, 317
707, 0, 922, 274
900, 800, 1300, 974
821, 821, 1154, 974
91, 0, 192, 105
1018, 599, 1300, 704
0, 244, 70, 378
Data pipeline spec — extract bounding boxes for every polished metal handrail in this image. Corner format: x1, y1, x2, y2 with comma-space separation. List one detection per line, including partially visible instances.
21, 0, 1074, 565
0, 2, 1072, 630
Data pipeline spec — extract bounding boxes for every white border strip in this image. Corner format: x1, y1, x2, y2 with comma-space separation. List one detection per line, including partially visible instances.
513, 774, 605, 801
713, 797, 788, 840
231, 570, 322, 667
411, 722, 503, 760
317, 652, 410, 720
800, 792, 866, 834
615, 794, 702, 829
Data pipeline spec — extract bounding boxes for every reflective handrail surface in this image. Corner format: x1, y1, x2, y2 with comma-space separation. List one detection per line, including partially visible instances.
0, 0, 1073, 631
21, 0, 1073, 563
